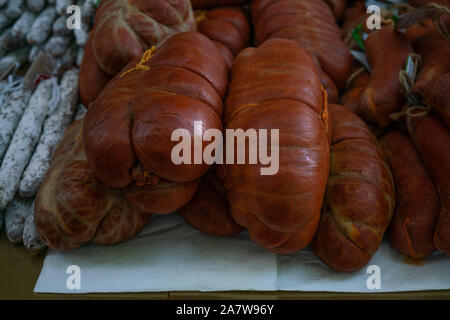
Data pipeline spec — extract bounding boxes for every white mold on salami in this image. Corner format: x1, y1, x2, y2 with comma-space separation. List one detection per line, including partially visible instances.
0, 12, 13, 31
56, 0, 71, 16
54, 44, 76, 75
27, 7, 57, 46
5, 0, 25, 20
23, 202, 46, 252
0, 47, 31, 75
12, 11, 37, 42
26, 0, 46, 13
82, 0, 96, 26
75, 46, 84, 67
19, 70, 79, 197
52, 16, 72, 36
0, 28, 22, 54
0, 79, 54, 210
0, 80, 7, 99
4, 195, 33, 243
44, 35, 71, 58
73, 24, 88, 46
0, 85, 31, 160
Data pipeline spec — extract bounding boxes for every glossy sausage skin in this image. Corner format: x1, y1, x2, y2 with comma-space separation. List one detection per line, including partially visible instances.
79, 0, 195, 106
195, 6, 251, 65
380, 131, 439, 259
180, 170, 243, 236
252, 0, 352, 98
217, 38, 330, 254
83, 32, 229, 214
79, 33, 111, 107
311, 104, 395, 272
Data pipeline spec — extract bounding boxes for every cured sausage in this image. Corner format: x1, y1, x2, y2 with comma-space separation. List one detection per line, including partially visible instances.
407, 112, 450, 256
35, 120, 152, 250
217, 38, 329, 254
380, 130, 440, 259
359, 26, 413, 128
83, 32, 228, 214
180, 171, 243, 236
311, 104, 395, 272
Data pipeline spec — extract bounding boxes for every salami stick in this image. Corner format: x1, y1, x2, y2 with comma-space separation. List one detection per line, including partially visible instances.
19, 70, 78, 197
380, 131, 440, 259
0, 80, 7, 98
0, 47, 31, 75
82, 0, 96, 25
407, 114, 450, 256
26, 0, 46, 13
0, 28, 22, 55
56, 0, 71, 15
27, 7, 57, 45
4, 195, 33, 243
73, 25, 88, 46
23, 202, 46, 252
54, 44, 76, 75
44, 35, 71, 58
12, 11, 37, 42
0, 84, 32, 160
5, 0, 25, 20
0, 79, 55, 210
52, 16, 72, 36
0, 12, 13, 31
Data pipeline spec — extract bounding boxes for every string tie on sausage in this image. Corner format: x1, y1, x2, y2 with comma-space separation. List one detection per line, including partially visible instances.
345, 67, 365, 90
120, 46, 157, 78
195, 10, 208, 23
390, 105, 430, 121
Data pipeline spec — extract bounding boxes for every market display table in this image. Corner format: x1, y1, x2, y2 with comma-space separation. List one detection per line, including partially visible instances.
1, 229, 449, 300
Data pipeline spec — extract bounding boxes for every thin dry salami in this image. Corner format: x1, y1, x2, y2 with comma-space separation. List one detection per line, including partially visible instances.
27, 7, 57, 45
44, 35, 72, 57
0, 84, 32, 160
5, 0, 25, 19
0, 47, 31, 75
4, 195, 33, 243
23, 202, 46, 252
19, 70, 78, 197
52, 15, 72, 36
0, 79, 54, 210
26, 0, 46, 13
11, 11, 37, 42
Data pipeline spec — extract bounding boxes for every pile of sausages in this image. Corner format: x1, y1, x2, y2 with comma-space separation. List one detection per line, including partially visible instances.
1, 0, 449, 273
0, 0, 96, 76
0, 0, 94, 251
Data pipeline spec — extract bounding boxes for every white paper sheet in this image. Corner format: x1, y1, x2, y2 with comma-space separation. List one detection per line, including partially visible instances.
34, 214, 450, 293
